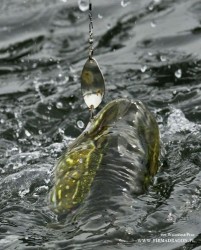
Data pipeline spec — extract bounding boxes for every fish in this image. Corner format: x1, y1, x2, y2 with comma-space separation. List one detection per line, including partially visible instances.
49, 98, 160, 213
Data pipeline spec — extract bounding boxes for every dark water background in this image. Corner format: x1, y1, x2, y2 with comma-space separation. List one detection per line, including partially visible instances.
0, 0, 201, 249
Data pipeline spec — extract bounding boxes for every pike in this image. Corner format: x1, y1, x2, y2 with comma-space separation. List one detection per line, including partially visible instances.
49, 99, 160, 213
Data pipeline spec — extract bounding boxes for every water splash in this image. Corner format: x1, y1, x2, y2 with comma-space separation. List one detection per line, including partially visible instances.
0, 0, 201, 249
162, 108, 200, 138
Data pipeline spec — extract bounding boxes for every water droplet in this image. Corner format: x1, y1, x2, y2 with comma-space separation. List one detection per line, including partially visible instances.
121, 0, 130, 7
25, 130, 31, 137
69, 102, 75, 109
148, 3, 154, 11
78, 0, 88, 12
32, 63, 37, 69
56, 102, 63, 109
175, 69, 182, 78
160, 55, 167, 62
98, 14, 103, 19
47, 105, 52, 110
57, 74, 69, 86
65, 76, 69, 82
61, 0, 67, 2
141, 65, 147, 73
15, 112, 19, 119
77, 120, 84, 129
172, 90, 177, 95
151, 21, 156, 28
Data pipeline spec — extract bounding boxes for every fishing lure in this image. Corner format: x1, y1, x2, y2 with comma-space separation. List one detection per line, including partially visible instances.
80, 0, 105, 118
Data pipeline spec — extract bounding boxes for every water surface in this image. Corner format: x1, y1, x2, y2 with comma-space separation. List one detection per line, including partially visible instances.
0, 0, 201, 249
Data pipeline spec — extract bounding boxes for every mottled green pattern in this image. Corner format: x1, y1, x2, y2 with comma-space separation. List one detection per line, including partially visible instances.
50, 142, 103, 212
49, 99, 160, 213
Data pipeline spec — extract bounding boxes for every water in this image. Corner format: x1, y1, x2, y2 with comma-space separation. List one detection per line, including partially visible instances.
78, 0, 88, 12
0, 0, 201, 249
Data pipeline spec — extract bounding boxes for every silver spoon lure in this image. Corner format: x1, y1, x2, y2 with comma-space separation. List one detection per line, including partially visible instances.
81, 0, 105, 119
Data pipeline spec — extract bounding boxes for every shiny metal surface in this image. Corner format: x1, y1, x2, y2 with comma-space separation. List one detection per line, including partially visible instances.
81, 57, 105, 109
